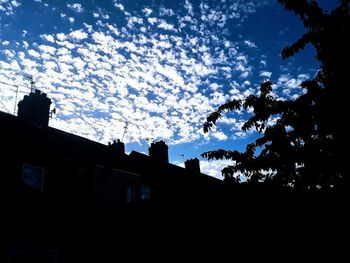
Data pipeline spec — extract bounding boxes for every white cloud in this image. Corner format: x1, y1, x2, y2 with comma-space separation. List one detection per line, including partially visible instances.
184, 0, 194, 16
200, 160, 247, 182
41, 34, 55, 43
67, 3, 84, 13
84, 23, 93, 33
212, 131, 228, 141
69, 30, 88, 40
142, 7, 152, 16
239, 71, 249, 78
234, 131, 247, 139
277, 74, 309, 89
114, 2, 124, 12
68, 17, 75, 23
200, 160, 233, 180
0, 0, 21, 15
127, 16, 143, 28
27, 49, 40, 58
11, 0, 20, 7
273, 73, 310, 100
147, 17, 157, 25
159, 7, 174, 17
244, 40, 257, 48
234, 54, 252, 79
37, 45, 56, 55
259, 71, 272, 78
157, 20, 177, 32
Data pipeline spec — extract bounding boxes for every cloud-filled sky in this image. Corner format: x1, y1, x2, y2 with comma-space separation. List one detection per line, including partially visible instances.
0, 0, 336, 179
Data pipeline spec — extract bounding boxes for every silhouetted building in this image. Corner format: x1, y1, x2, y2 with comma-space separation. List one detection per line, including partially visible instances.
1, 89, 338, 263
0, 89, 223, 209
0, 89, 228, 261
1, 89, 228, 262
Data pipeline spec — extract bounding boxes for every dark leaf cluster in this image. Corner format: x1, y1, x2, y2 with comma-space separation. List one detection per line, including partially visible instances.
202, 0, 349, 191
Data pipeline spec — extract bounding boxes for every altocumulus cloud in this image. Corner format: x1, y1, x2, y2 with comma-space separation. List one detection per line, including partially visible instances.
0, 0, 273, 146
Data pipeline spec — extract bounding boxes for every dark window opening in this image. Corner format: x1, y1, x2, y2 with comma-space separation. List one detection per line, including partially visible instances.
126, 185, 137, 203
126, 184, 151, 202
140, 185, 151, 200
21, 164, 45, 193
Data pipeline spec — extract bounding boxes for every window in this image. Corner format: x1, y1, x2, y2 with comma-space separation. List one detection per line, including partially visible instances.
21, 164, 45, 193
140, 185, 151, 200
126, 185, 137, 203
126, 185, 151, 202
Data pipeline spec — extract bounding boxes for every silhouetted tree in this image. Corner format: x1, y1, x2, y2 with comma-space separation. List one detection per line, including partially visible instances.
202, 0, 349, 191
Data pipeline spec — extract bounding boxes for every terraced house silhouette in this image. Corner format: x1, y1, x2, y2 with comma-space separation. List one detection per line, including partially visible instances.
0, 89, 223, 209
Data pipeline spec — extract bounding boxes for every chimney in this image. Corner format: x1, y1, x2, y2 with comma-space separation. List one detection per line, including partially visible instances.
108, 139, 125, 156
149, 140, 169, 163
185, 158, 201, 175
17, 89, 52, 128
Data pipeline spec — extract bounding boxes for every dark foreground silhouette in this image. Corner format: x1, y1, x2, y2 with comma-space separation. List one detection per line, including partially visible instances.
1, 193, 346, 262
1, 1, 348, 261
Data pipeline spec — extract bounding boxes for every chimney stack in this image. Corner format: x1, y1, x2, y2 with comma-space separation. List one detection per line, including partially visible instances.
149, 141, 169, 163
185, 158, 201, 175
108, 139, 125, 156
17, 89, 52, 128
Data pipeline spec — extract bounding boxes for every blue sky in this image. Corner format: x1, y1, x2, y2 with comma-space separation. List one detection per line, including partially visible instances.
0, 0, 337, 179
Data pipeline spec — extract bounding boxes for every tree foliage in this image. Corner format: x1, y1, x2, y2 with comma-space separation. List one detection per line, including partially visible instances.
202, 0, 349, 191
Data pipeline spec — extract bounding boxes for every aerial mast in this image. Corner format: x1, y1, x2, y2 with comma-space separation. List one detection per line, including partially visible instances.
29, 75, 35, 92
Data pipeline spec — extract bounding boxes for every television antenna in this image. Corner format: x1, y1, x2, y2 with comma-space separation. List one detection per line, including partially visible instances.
113, 118, 149, 143
1, 69, 35, 90
49, 108, 56, 118
0, 78, 32, 115
121, 122, 128, 142
0, 69, 36, 114
27, 75, 35, 92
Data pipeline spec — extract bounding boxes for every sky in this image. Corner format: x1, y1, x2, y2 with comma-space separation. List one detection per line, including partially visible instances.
0, 0, 338, 179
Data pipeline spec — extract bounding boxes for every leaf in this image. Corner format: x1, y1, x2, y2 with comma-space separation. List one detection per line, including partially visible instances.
281, 32, 312, 59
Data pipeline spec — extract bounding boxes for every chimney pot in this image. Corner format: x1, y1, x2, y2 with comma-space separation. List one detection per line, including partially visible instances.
17, 89, 52, 128
109, 139, 125, 156
149, 140, 169, 163
185, 158, 201, 175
